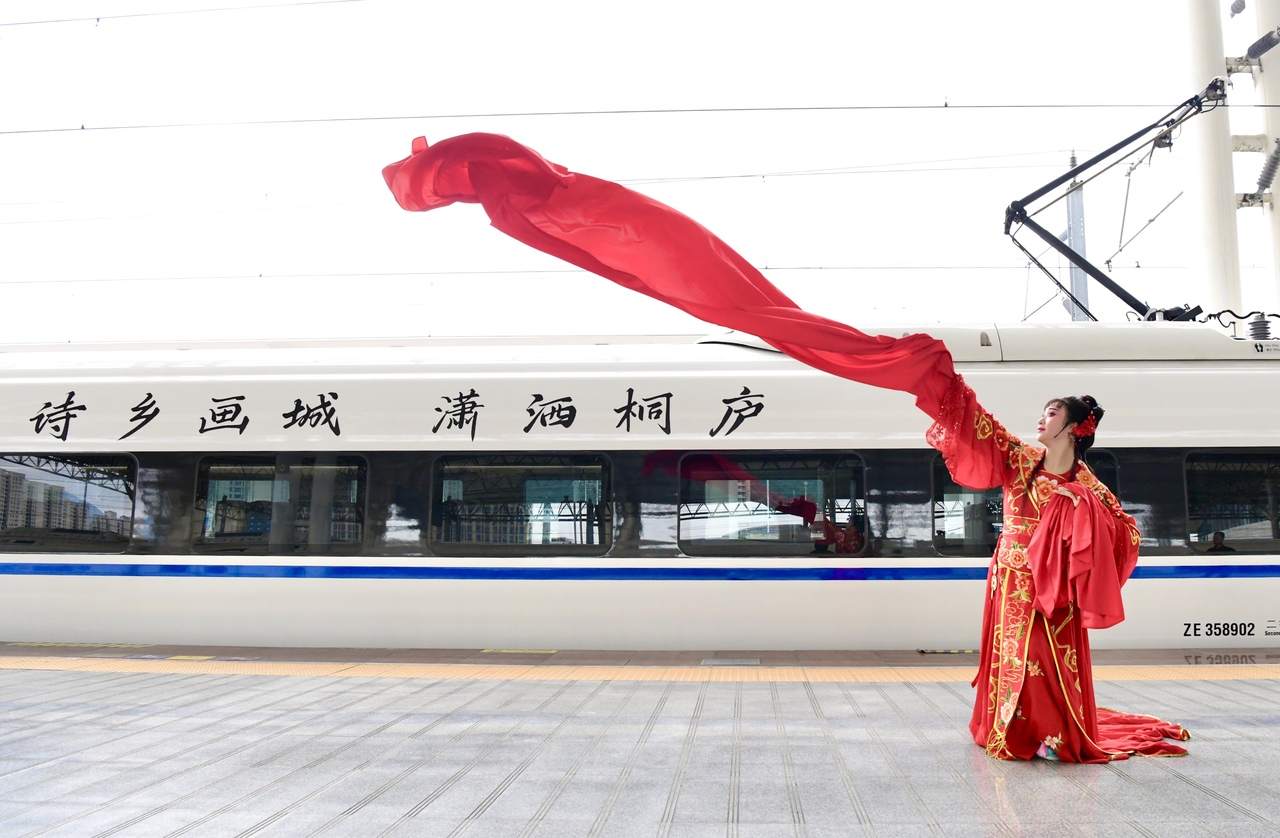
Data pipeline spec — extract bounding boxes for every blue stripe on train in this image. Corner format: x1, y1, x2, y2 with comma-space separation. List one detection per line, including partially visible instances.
0, 563, 1278, 580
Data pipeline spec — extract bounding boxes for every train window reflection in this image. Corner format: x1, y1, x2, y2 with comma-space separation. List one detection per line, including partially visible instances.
431, 455, 611, 555
0, 454, 136, 552
932, 457, 1002, 557
677, 453, 866, 556
194, 455, 366, 553
1186, 452, 1280, 555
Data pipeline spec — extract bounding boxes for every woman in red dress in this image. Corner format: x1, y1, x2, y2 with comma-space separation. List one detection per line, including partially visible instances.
928, 375, 1189, 762
383, 134, 1190, 761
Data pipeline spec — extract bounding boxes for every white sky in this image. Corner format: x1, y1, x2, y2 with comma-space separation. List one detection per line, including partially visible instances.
2, 0, 1279, 343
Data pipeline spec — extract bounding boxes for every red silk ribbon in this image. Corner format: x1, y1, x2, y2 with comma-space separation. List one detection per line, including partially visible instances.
382, 133, 956, 414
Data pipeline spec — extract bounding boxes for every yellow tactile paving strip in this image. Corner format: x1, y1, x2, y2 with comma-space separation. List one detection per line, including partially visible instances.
3, 656, 1280, 683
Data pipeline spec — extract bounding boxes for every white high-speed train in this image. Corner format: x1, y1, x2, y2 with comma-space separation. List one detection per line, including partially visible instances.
1, 322, 1277, 651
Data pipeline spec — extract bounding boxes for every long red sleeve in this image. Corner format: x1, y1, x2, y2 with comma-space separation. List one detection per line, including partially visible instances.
382, 133, 957, 415
1028, 485, 1127, 629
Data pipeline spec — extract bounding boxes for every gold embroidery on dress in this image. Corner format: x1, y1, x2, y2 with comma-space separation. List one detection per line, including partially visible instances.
975, 412, 994, 440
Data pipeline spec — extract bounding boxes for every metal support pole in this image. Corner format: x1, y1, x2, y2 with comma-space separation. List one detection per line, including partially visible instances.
1184, 0, 1244, 312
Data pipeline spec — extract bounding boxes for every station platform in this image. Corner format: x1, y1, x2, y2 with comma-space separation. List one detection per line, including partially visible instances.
2, 644, 1279, 837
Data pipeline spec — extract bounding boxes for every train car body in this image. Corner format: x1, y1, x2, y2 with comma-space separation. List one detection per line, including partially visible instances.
1, 322, 1278, 651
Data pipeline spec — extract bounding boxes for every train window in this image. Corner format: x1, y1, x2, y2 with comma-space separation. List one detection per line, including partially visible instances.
932, 457, 1001, 557
0, 454, 136, 552
430, 454, 611, 555
194, 455, 366, 553
677, 453, 866, 556
1186, 453, 1280, 555
932, 451, 1120, 557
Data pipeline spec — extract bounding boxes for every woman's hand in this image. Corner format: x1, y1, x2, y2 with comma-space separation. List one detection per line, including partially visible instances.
1054, 486, 1081, 507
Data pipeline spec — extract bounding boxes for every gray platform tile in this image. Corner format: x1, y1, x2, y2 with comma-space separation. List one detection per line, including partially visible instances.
537, 774, 623, 823
733, 785, 803, 825
829, 741, 897, 776
605, 777, 673, 821
729, 736, 785, 762
799, 825, 873, 838
143, 799, 298, 838
820, 722, 885, 746
575, 746, 647, 777
526, 737, 607, 772
683, 751, 735, 775
590, 818, 675, 838
787, 779, 862, 826
1089, 773, 1266, 827
237, 767, 434, 837
315, 786, 465, 834
105, 805, 239, 838
896, 826, 1025, 838
783, 736, 841, 765
1214, 786, 1280, 823
847, 775, 939, 826
310, 810, 436, 838
464, 775, 567, 824
733, 827, 830, 838
519, 817, 598, 837
1083, 825, 1154, 838
628, 749, 687, 776
461, 744, 555, 778
1125, 823, 1234, 838
0, 801, 97, 838
228, 805, 339, 838
910, 777, 996, 824
659, 824, 739, 838
875, 743, 952, 776
667, 775, 731, 823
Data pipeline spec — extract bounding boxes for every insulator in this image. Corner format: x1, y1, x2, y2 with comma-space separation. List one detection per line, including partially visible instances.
1249, 314, 1273, 340
1247, 28, 1280, 59
1257, 140, 1280, 192
1231, 0, 1247, 17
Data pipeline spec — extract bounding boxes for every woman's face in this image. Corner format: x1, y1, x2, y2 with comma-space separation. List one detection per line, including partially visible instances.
1036, 402, 1073, 445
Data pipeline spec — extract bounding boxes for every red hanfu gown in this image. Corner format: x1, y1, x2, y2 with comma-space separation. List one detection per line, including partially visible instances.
928, 375, 1189, 761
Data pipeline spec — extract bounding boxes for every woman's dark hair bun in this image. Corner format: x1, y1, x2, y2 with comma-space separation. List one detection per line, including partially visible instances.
1081, 394, 1104, 424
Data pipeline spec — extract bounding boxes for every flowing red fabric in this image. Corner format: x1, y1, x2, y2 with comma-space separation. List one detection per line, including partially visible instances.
1028, 486, 1129, 630
382, 133, 956, 415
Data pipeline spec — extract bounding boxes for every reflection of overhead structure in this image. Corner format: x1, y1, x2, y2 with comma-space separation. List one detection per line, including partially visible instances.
440, 455, 605, 502
0, 454, 134, 501
1187, 456, 1280, 540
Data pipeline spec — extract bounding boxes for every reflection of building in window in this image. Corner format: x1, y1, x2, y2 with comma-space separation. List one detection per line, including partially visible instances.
0, 469, 25, 528
92, 510, 130, 536
197, 456, 366, 550
0, 465, 132, 536
25, 482, 86, 530
0, 458, 136, 545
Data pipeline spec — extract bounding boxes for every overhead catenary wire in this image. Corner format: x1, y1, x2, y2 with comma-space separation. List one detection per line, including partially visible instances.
0, 103, 1220, 138
0, 0, 362, 27
1104, 191, 1183, 269
0, 152, 1076, 225
1008, 225, 1097, 321
0, 265, 1076, 287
